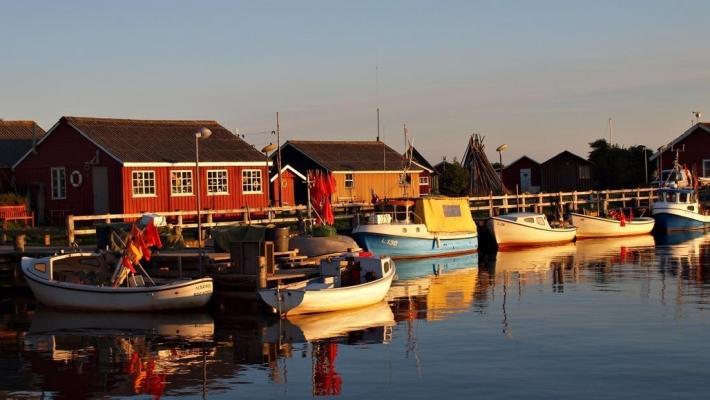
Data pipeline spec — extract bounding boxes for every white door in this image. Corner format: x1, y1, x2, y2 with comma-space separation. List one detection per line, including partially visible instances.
92, 166, 109, 214
520, 168, 531, 192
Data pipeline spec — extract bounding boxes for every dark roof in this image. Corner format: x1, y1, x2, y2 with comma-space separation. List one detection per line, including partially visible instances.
284, 140, 422, 172
61, 116, 264, 163
503, 155, 540, 170
409, 147, 436, 172
541, 150, 592, 166
0, 121, 45, 167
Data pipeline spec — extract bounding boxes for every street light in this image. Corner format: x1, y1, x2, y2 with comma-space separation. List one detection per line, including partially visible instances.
194, 127, 212, 276
496, 144, 508, 179
261, 143, 277, 209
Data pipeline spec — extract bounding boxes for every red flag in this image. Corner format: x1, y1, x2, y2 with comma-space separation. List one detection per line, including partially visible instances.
144, 221, 163, 249
121, 256, 136, 274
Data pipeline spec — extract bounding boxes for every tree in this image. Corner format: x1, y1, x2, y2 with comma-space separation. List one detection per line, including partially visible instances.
438, 160, 470, 196
588, 139, 649, 188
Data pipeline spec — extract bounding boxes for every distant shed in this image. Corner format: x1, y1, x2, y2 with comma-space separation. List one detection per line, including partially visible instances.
540, 151, 595, 192
502, 156, 541, 193
0, 120, 45, 192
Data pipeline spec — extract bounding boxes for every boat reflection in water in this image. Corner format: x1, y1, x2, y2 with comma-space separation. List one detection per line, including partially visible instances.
387, 253, 481, 321
655, 231, 710, 284
258, 301, 395, 396
22, 309, 215, 399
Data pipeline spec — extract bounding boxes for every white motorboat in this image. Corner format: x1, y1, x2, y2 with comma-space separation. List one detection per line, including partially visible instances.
652, 188, 710, 231
487, 212, 576, 249
259, 254, 395, 316
21, 252, 213, 312
570, 211, 655, 238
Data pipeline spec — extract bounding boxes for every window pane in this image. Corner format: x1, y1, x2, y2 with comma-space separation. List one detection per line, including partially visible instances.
132, 171, 155, 196
171, 170, 193, 194
242, 170, 262, 193
207, 170, 229, 194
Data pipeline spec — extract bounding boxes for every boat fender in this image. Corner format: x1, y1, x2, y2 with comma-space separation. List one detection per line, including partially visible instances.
70, 170, 83, 188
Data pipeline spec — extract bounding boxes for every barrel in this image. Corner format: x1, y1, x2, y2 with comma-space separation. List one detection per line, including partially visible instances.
267, 227, 290, 252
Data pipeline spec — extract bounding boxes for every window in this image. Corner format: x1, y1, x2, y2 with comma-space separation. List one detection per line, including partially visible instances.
171, 170, 193, 195
50, 167, 66, 199
241, 170, 263, 194
345, 173, 353, 188
207, 170, 229, 194
523, 217, 535, 224
132, 171, 156, 197
578, 165, 591, 179
536, 217, 546, 226
419, 176, 430, 185
704, 159, 710, 177
443, 205, 462, 217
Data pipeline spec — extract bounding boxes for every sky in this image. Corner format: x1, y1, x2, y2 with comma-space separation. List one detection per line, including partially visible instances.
2, 0, 709, 165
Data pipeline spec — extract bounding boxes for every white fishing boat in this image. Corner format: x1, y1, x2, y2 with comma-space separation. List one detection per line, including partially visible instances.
570, 211, 655, 238
352, 197, 478, 258
259, 254, 395, 316
21, 252, 213, 312
487, 212, 576, 249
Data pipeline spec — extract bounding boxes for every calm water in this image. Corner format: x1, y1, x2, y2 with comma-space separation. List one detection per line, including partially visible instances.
1, 232, 709, 399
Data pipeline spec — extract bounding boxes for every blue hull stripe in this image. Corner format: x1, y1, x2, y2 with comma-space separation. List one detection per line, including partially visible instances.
353, 232, 478, 258
654, 213, 710, 231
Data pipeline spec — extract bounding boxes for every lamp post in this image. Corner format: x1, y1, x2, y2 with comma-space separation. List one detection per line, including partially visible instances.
496, 144, 508, 179
195, 127, 212, 276
261, 143, 277, 210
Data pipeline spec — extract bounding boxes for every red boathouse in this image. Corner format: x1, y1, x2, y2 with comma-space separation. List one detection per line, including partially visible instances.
13, 117, 269, 224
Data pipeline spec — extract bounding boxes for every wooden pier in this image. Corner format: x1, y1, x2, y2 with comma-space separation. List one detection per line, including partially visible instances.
62, 187, 657, 245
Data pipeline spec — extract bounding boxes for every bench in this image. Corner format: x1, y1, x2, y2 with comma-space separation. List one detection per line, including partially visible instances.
0, 205, 34, 230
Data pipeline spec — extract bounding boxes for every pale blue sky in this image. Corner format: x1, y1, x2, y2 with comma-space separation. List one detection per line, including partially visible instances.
2, 1, 709, 164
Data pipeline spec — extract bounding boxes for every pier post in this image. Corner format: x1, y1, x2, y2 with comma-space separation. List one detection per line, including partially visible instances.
258, 256, 267, 289
603, 191, 609, 214
44, 234, 51, 247
14, 234, 25, 252
66, 215, 75, 246
572, 191, 578, 211
488, 192, 493, 217
502, 194, 509, 212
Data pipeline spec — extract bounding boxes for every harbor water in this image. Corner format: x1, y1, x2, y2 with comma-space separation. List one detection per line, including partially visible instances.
1, 232, 709, 398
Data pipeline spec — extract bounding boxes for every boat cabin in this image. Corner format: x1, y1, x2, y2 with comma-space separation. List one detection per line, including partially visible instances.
318, 255, 393, 288
497, 212, 552, 229
368, 200, 418, 225
656, 189, 701, 211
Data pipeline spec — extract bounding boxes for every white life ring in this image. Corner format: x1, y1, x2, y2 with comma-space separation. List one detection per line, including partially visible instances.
70, 170, 83, 188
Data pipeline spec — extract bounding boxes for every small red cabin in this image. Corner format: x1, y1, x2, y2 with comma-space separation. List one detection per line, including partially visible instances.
502, 156, 541, 193
649, 122, 710, 178
270, 165, 307, 206
13, 116, 269, 224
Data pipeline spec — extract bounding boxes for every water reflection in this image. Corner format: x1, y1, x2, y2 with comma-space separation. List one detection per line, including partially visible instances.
2, 232, 710, 398
388, 253, 481, 321
19, 309, 214, 399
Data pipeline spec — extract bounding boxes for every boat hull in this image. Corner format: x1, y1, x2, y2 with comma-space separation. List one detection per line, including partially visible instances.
652, 211, 710, 231
570, 213, 655, 238
352, 229, 478, 258
259, 264, 395, 316
487, 217, 576, 248
22, 257, 213, 311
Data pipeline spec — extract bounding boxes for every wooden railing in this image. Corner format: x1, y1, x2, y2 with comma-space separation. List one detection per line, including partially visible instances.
65, 187, 658, 245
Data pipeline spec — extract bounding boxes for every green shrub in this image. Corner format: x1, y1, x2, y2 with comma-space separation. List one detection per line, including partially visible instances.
0, 193, 26, 205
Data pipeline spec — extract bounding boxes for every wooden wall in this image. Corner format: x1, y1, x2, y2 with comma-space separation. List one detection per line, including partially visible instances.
333, 172, 420, 202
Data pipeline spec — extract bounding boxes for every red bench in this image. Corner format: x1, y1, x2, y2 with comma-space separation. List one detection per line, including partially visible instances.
0, 205, 35, 230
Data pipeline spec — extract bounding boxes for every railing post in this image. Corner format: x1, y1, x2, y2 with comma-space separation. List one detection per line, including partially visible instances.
572, 191, 578, 211
177, 214, 183, 230
488, 192, 493, 217
66, 214, 75, 246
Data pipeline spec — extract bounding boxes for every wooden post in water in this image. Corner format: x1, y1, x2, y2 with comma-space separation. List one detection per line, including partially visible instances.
14, 234, 25, 252
258, 256, 267, 289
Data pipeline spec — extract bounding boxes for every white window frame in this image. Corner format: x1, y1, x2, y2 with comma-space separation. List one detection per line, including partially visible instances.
419, 176, 430, 185
241, 169, 262, 194
170, 170, 194, 196
703, 159, 710, 177
207, 169, 229, 195
131, 170, 156, 197
344, 173, 354, 188
50, 167, 66, 200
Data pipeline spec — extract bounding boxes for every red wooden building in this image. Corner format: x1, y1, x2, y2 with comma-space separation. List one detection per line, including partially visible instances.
270, 165, 307, 206
502, 156, 541, 193
410, 147, 438, 195
13, 117, 268, 223
649, 122, 710, 178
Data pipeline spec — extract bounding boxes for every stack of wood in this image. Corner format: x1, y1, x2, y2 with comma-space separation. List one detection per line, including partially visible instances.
462, 133, 509, 195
